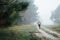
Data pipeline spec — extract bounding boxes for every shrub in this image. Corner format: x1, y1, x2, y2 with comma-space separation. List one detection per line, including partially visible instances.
0, 29, 40, 40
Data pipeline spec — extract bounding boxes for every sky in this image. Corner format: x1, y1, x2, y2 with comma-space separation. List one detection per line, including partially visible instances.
34, 0, 60, 25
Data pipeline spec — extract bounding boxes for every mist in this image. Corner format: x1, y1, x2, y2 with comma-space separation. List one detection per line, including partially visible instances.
34, 0, 60, 25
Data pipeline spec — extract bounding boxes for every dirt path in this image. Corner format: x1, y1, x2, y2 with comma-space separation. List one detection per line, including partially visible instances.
35, 25, 60, 40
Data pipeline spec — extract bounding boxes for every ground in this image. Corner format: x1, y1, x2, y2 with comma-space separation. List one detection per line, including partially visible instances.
0, 25, 60, 40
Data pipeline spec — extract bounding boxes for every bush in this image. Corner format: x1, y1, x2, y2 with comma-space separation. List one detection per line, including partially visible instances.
0, 29, 40, 40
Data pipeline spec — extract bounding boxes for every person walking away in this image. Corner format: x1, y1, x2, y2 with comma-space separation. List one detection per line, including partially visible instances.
37, 21, 41, 29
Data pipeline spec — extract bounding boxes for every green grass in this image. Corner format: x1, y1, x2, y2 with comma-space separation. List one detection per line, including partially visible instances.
0, 25, 40, 40
8, 25, 38, 31
41, 25, 60, 37
45, 25, 60, 33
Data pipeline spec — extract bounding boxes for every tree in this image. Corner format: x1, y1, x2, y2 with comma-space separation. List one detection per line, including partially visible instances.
51, 5, 60, 25
17, 0, 38, 25
0, 0, 29, 27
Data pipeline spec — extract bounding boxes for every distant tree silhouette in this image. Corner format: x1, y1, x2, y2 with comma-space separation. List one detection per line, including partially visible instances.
51, 5, 60, 24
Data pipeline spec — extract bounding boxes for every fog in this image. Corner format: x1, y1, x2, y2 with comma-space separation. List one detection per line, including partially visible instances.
34, 0, 60, 25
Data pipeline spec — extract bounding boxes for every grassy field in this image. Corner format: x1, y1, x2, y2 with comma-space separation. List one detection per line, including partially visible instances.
0, 25, 40, 40
0, 25, 60, 40
49, 27, 60, 34
0, 25, 38, 33
44, 25, 60, 33
8, 25, 38, 32
41, 25, 60, 38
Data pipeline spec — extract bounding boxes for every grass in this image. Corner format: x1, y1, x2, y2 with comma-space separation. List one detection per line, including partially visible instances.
0, 25, 38, 33
1, 25, 60, 40
41, 25, 60, 37
8, 25, 38, 32
0, 25, 40, 40
45, 25, 60, 33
